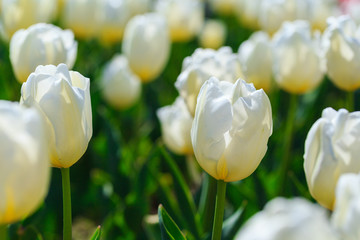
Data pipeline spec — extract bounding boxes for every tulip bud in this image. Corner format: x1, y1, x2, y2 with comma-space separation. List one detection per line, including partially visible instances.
272, 20, 324, 94
175, 47, 244, 116
20, 64, 92, 168
0, 101, 50, 224
155, 0, 204, 42
157, 97, 193, 155
238, 31, 273, 92
122, 13, 170, 82
10, 23, 77, 83
235, 198, 338, 240
100, 54, 141, 110
322, 16, 360, 91
332, 173, 360, 240
0, 0, 57, 39
304, 108, 360, 210
198, 19, 227, 49
191, 77, 272, 182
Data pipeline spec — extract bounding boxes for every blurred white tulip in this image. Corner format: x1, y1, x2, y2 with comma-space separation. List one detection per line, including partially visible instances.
0, 0, 57, 39
198, 19, 226, 49
332, 173, 360, 240
310, 0, 340, 31
304, 108, 360, 209
10, 23, 77, 83
191, 78, 272, 182
157, 97, 193, 155
100, 54, 141, 110
235, 198, 338, 240
322, 15, 360, 91
126, 0, 151, 16
209, 0, 236, 15
155, 0, 204, 42
175, 47, 244, 116
238, 31, 273, 91
122, 13, 170, 82
0, 101, 50, 224
235, 0, 262, 29
21, 64, 92, 168
272, 20, 324, 94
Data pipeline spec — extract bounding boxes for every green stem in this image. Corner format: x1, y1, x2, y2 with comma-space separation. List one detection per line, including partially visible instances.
0, 225, 8, 240
278, 94, 297, 195
199, 174, 217, 234
347, 91, 354, 112
211, 180, 227, 240
61, 168, 72, 240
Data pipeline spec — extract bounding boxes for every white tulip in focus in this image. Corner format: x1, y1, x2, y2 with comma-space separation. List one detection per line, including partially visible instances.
97, 0, 132, 44
272, 20, 324, 94
0, 0, 57, 39
157, 97, 193, 155
155, 0, 204, 42
62, 0, 100, 39
0, 101, 50, 224
235, 198, 338, 240
191, 77, 272, 182
209, 0, 236, 15
238, 31, 273, 91
100, 54, 141, 110
175, 47, 244, 116
310, 0, 340, 31
10, 23, 77, 83
122, 13, 170, 82
259, 0, 312, 35
198, 19, 226, 49
332, 173, 360, 240
20, 64, 92, 168
304, 108, 360, 210
322, 15, 360, 91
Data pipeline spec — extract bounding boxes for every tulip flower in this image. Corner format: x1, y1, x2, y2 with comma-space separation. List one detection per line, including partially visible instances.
20, 63, 92, 168
234, 0, 262, 29
208, 0, 236, 15
322, 16, 360, 92
198, 19, 227, 49
0, 101, 50, 225
304, 108, 360, 210
155, 0, 204, 42
272, 20, 324, 94
175, 47, 244, 116
122, 13, 170, 82
100, 54, 141, 110
238, 31, 272, 92
310, 0, 340, 31
331, 173, 360, 240
157, 97, 193, 155
127, 0, 151, 16
0, 0, 57, 39
235, 198, 338, 240
10, 23, 77, 83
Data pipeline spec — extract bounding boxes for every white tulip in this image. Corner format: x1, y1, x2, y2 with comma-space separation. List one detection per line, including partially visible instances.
208, 0, 236, 15
10, 23, 77, 83
122, 13, 170, 82
332, 173, 360, 240
191, 77, 272, 182
20, 64, 92, 168
238, 31, 273, 91
198, 19, 226, 49
235, 0, 262, 29
235, 198, 338, 240
126, 0, 151, 16
272, 20, 324, 94
157, 97, 193, 155
155, 0, 204, 42
100, 54, 141, 110
322, 15, 360, 91
304, 108, 360, 209
0, 101, 50, 224
0, 0, 57, 39
175, 47, 244, 116
310, 0, 340, 31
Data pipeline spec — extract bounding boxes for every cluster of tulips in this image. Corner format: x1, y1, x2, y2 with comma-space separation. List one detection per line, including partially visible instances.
1, 0, 360, 239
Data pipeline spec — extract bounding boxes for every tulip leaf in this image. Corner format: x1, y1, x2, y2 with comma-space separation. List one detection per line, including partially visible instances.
89, 226, 101, 240
159, 145, 201, 239
158, 205, 187, 240
222, 201, 247, 240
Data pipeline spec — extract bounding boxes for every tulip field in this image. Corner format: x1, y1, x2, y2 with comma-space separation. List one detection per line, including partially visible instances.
1, 0, 360, 240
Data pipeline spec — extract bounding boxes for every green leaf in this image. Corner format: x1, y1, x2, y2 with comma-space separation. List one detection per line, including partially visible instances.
222, 201, 247, 240
158, 205, 187, 240
90, 226, 101, 240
